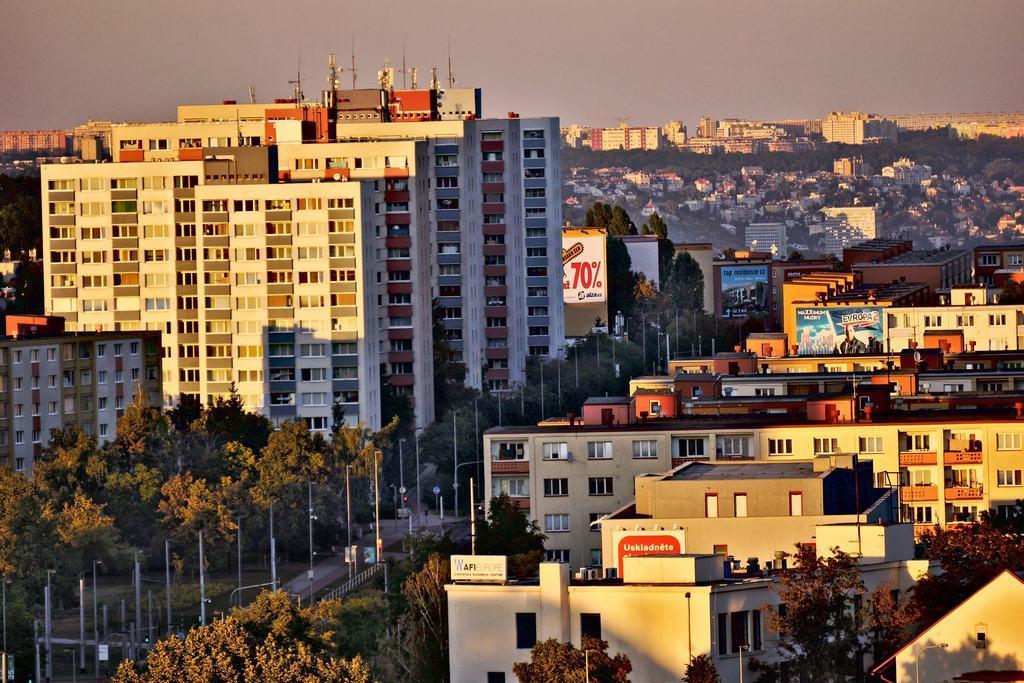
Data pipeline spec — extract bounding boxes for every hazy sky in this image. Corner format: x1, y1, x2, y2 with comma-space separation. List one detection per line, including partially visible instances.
2, 0, 1023, 131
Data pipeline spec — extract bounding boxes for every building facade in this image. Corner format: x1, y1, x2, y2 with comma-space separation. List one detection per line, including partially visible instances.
0, 326, 161, 475
822, 112, 898, 145
0, 129, 69, 155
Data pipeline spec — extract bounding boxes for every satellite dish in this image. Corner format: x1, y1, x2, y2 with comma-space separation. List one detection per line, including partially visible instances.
333, 173, 341, 181
913, 350, 922, 364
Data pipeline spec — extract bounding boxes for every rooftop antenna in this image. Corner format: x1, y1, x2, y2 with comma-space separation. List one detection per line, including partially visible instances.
410, 67, 418, 89
402, 35, 407, 89
247, 84, 256, 104
288, 50, 304, 105
327, 52, 340, 94
350, 33, 357, 89
378, 57, 394, 90
430, 66, 439, 91
447, 37, 456, 88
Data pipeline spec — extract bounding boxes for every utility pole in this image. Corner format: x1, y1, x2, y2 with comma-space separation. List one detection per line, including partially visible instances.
269, 502, 277, 590
199, 531, 206, 626
164, 541, 172, 628
453, 412, 459, 515
345, 466, 353, 578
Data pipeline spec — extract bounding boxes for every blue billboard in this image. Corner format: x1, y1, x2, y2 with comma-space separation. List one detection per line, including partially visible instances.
720, 265, 769, 318
795, 306, 885, 355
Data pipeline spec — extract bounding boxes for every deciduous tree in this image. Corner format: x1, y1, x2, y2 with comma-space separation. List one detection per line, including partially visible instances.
513, 635, 632, 683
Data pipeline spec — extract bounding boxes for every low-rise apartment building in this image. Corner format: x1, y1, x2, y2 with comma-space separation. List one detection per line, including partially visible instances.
485, 405, 1024, 568
0, 316, 161, 475
448, 525, 930, 683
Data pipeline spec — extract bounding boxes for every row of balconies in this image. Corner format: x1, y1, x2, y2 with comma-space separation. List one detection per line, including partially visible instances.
900, 484, 984, 501
898, 450, 984, 466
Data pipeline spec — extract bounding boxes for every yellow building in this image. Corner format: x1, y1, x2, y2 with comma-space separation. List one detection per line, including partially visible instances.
448, 528, 930, 683
874, 570, 1024, 682
485, 413, 1024, 568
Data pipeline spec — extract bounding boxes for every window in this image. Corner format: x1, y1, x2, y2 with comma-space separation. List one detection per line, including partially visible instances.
904, 434, 931, 452
544, 514, 570, 532
767, 438, 793, 456
814, 437, 839, 455
492, 442, 526, 461
515, 613, 537, 650
542, 442, 568, 460
717, 436, 748, 458
859, 436, 884, 453
580, 614, 601, 641
492, 478, 528, 497
545, 549, 569, 563
543, 478, 568, 497
632, 440, 657, 459
997, 470, 1023, 487
705, 493, 719, 518
989, 314, 1007, 326
997, 433, 1022, 450
587, 441, 612, 460
588, 477, 613, 496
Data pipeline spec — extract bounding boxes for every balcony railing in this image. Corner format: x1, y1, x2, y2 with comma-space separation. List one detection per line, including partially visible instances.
901, 485, 938, 502
899, 452, 937, 466
944, 485, 983, 500
491, 460, 529, 474
944, 451, 983, 464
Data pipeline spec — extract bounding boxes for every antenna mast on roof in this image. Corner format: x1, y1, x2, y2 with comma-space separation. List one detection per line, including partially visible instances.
430, 66, 439, 91
402, 36, 407, 89
350, 33, 357, 89
288, 50, 304, 105
248, 84, 256, 104
447, 37, 456, 88
327, 52, 340, 95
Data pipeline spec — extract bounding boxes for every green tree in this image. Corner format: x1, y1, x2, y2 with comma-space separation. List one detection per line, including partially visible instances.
757, 545, 866, 682
663, 251, 705, 311
382, 553, 450, 682
513, 635, 632, 683
476, 493, 546, 577
432, 298, 469, 415
111, 386, 174, 472
608, 205, 637, 236
606, 236, 635, 320
585, 202, 613, 229
641, 211, 668, 240
33, 426, 109, 505
193, 388, 273, 453
682, 654, 720, 683
157, 472, 240, 558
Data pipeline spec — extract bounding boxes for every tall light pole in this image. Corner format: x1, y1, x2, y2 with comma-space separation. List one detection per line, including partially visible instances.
452, 411, 459, 515
45, 568, 55, 683
738, 643, 748, 683
164, 540, 172, 630
92, 560, 102, 683
269, 502, 277, 590
915, 643, 948, 683
78, 574, 85, 672
236, 514, 246, 601
373, 449, 382, 566
345, 465, 353, 578
308, 481, 316, 604
133, 550, 142, 662
398, 439, 406, 521
414, 436, 422, 525
198, 531, 206, 626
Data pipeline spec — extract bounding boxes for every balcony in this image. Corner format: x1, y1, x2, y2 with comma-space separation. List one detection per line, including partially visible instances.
383, 167, 409, 178
511, 497, 530, 511
901, 485, 938, 502
899, 451, 937, 466
384, 189, 410, 203
491, 460, 529, 475
944, 450, 983, 465
945, 485, 983, 500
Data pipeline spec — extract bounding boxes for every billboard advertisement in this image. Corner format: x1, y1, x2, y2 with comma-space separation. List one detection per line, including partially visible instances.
563, 228, 607, 304
795, 306, 885, 356
611, 529, 686, 576
450, 554, 507, 583
719, 264, 768, 318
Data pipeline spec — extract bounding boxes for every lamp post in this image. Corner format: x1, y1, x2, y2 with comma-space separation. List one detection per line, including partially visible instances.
452, 411, 459, 515
373, 449, 382, 567
236, 514, 246, 602
583, 648, 592, 682
92, 560, 102, 683
308, 481, 317, 604
198, 531, 206, 626
345, 465, 353, 578
46, 568, 55, 683
915, 643, 948, 683
738, 644, 749, 683
269, 502, 277, 590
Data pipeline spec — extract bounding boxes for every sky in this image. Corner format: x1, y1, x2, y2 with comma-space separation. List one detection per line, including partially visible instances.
2, 0, 1023, 131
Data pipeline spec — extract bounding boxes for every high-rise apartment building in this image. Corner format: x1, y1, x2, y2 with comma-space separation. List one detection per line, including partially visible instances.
42, 149, 389, 430
588, 124, 659, 151
744, 222, 787, 257
42, 83, 564, 427
833, 156, 865, 177
0, 129, 69, 155
822, 111, 898, 145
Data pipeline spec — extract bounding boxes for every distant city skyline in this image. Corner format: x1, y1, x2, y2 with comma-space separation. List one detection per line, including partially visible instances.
2, 0, 1024, 131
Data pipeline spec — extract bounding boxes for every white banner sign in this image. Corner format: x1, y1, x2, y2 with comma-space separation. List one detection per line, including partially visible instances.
450, 554, 507, 582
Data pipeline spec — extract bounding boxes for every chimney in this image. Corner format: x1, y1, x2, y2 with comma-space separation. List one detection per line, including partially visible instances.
863, 405, 873, 421
1016, 402, 1024, 419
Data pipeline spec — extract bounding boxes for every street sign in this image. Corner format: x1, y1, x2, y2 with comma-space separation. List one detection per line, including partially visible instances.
432, 486, 440, 495
451, 555, 507, 583
98, 644, 109, 661
363, 546, 377, 565
399, 486, 406, 494
5, 653, 14, 681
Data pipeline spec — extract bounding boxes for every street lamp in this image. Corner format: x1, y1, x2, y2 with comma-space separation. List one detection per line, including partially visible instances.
915, 643, 948, 683
738, 644, 749, 683
308, 481, 317, 604
373, 449, 382, 568
92, 560, 102, 683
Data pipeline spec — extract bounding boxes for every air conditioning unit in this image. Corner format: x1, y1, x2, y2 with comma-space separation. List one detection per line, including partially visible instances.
566, 452, 574, 463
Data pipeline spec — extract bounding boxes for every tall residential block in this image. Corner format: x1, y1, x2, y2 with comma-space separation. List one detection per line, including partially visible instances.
822, 111, 898, 145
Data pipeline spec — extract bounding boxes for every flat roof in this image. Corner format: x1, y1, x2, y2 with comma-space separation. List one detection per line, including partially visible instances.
583, 396, 630, 405
854, 249, 968, 267
668, 461, 823, 481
